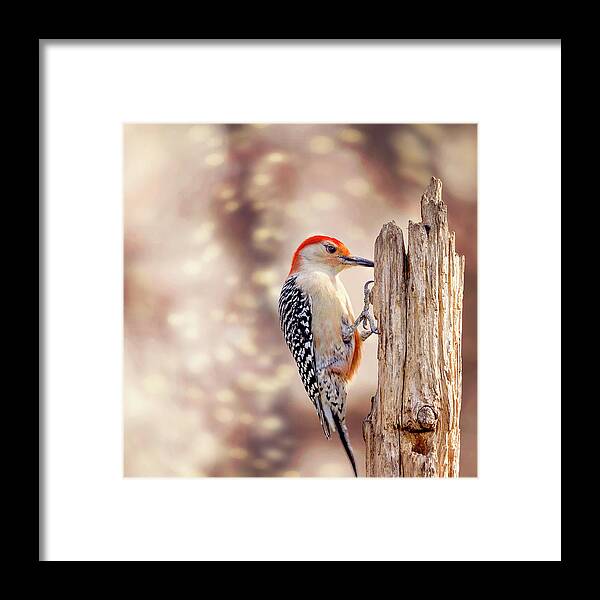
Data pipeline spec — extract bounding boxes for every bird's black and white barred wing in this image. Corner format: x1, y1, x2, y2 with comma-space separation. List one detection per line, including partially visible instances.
278, 276, 331, 438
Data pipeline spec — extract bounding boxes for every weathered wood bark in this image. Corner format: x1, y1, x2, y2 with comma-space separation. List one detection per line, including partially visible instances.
363, 177, 465, 477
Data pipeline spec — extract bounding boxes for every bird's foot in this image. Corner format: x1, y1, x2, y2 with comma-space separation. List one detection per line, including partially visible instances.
356, 280, 379, 340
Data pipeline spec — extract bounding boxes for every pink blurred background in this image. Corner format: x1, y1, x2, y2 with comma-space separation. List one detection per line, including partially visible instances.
124, 123, 477, 477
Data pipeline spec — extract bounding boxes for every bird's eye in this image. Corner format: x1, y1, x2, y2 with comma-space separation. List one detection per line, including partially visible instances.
325, 244, 336, 254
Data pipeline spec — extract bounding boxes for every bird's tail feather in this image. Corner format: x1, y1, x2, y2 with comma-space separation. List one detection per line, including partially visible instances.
332, 413, 358, 477
318, 403, 333, 439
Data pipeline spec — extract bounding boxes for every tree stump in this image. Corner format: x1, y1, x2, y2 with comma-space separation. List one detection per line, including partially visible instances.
363, 177, 465, 477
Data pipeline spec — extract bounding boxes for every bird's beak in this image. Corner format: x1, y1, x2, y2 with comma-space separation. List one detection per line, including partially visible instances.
341, 255, 375, 268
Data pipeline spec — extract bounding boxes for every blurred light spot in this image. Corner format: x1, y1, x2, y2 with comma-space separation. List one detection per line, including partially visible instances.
255, 396, 276, 412
252, 124, 270, 129
344, 177, 370, 197
310, 191, 338, 210
236, 338, 258, 356
191, 222, 215, 244
133, 207, 158, 224
255, 379, 282, 395
210, 308, 225, 321
392, 130, 428, 165
252, 458, 269, 470
239, 413, 254, 425
318, 462, 345, 476
229, 447, 248, 460
215, 345, 234, 363
176, 466, 205, 477
218, 185, 236, 200
285, 204, 301, 218
205, 152, 226, 167
413, 123, 444, 143
338, 127, 365, 144
226, 275, 239, 286
266, 152, 288, 163
215, 407, 234, 424
142, 374, 167, 395
185, 386, 204, 400
348, 225, 367, 240
194, 432, 220, 464
309, 135, 335, 154
181, 260, 202, 276
206, 136, 223, 148
187, 353, 210, 373
246, 188, 262, 201
253, 173, 272, 187
261, 416, 283, 431
395, 165, 431, 186
252, 269, 278, 286
201, 244, 222, 263
216, 389, 236, 403
224, 201, 240, 213
276, 364, 295, 381
257, 355, 273, 367
187, 125, 211, 143
264, 448, 284, 461
167, 312, 184, 326
233, 139, 252, 151
183, 327, 199, 340
283, 470, 300, 477
235, 335, 257, 355
436, 131, 477, 199
253, 228, 273, 242
238, 371, 258, 390
237, 293, 258, 309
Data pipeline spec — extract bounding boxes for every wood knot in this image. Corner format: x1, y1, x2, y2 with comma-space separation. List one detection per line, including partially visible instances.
417, 405, 437, 430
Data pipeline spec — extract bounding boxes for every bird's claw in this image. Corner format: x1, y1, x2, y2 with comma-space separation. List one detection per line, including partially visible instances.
358, 280, 379, 337
363, 280, 375, 306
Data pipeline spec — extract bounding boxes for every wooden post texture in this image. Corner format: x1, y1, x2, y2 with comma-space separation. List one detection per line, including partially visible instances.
363, 177, 465, 477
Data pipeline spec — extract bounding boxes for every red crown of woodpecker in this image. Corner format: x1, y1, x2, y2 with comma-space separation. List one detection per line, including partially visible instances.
288, 235, 350, 275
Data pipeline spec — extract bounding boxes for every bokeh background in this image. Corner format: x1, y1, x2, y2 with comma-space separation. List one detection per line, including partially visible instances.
124, 124, 477, 477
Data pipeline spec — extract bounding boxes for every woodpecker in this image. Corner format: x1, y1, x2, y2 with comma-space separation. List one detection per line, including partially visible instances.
278, 235, 378, 477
